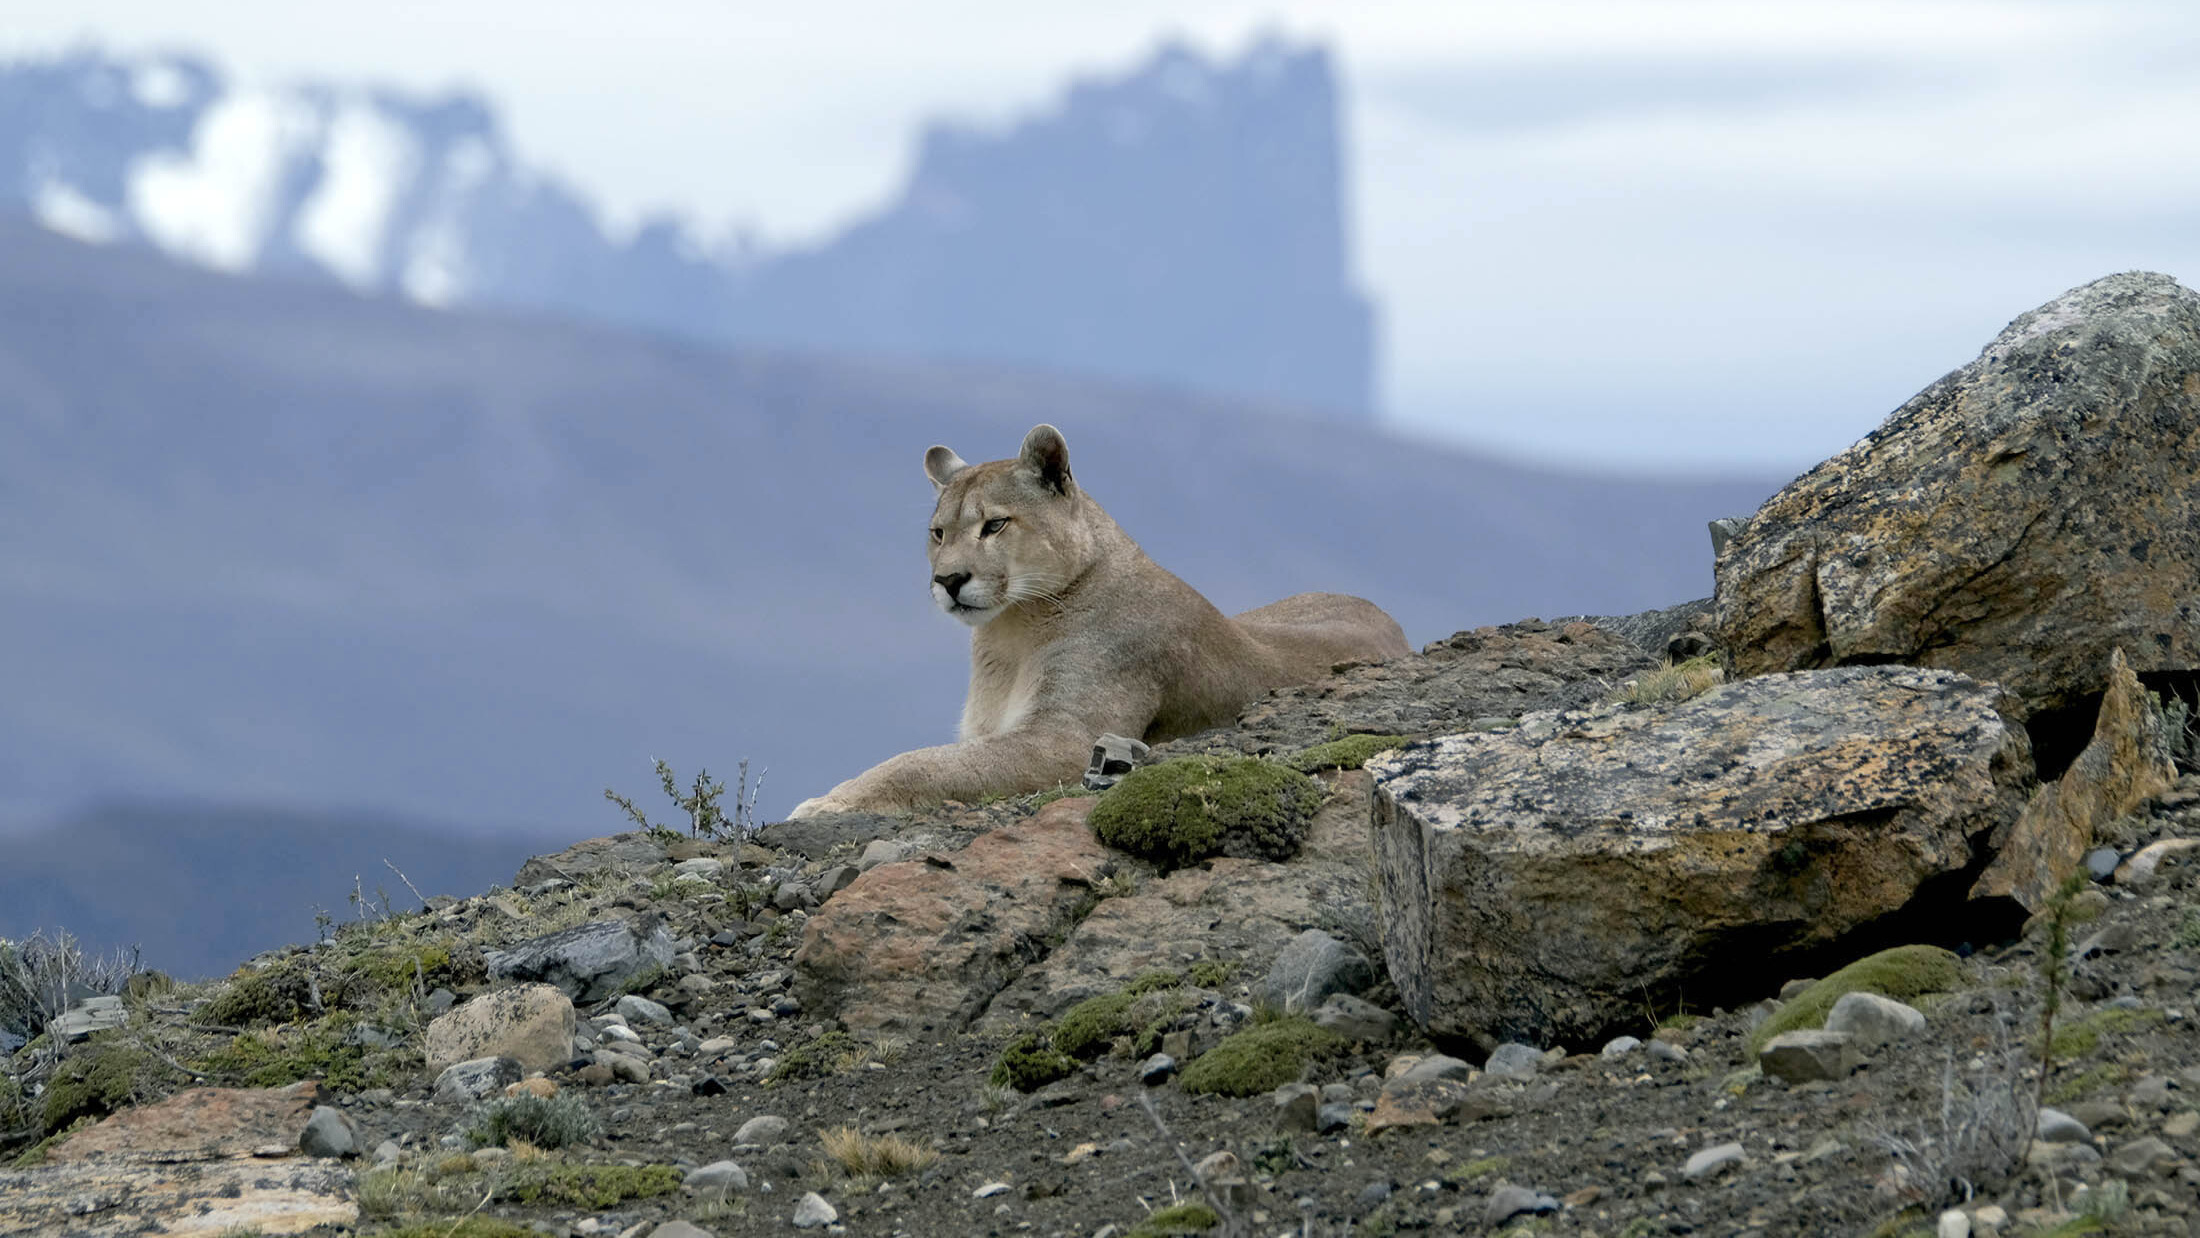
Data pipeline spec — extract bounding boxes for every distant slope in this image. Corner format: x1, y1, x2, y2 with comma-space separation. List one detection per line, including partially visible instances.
0, 218, 1780, 846
0, 803, 558, 979
0, 39, 1373, 416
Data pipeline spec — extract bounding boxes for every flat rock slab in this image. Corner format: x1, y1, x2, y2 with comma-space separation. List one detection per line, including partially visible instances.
485, 917, 676, 1004
514, 832, 672, 887
1370, 666, 2031, 1047
1155, 620, 1655, 759
1716, 271, 2200, 718
975, 774, 1377, 1031
794, 797, 1117, 1033
4, 1082, 354, 1235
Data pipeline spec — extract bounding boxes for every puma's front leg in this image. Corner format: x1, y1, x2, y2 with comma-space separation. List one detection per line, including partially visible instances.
785, 712, 1108, 818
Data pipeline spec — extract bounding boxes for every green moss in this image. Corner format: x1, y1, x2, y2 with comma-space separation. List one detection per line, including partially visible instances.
1126, 1201, 1221, 1236
1179, 1017, 1342, 1097
1186, 960, 1232, 989
1053, 992, 1137, 1059
1284, 734, 1413, 773
350, 941, 453, 993
768, 1030, 862, 1084
1125, 969, 1183, 995
2048, 1006, 2164, 1061
990, 1030, 1077, 1093
191, 1015, 391, 1093
496, 1161, 681, 1208
1748, 945, 1963, 1054
1455, 1155, 1510, 1179
2045, 1061, 2131, 1106
1657, 1013, 1702, 1032
41, 1039, 176, 1134
366, 1218, 541, 1238
10, 1116, 96, 1166
1089, 757, 1322, 870
464, 1093, 601, 1149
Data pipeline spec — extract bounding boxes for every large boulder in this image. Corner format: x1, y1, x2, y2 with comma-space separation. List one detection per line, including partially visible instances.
1974, 648, 2177, 911
1368, 666, 2032, 1047
793, 796, 1117, 1033
424, 983, 575, 1075
1715, 272, 2200, 719
484, 918, 676, 1003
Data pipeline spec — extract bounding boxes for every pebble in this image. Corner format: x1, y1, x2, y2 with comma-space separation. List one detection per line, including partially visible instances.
1937, 1209, 1971, 1238
617, 994, 674, 1025
1138, 1053, 1178, 1085
974, 1181, 1012, 1198
1600, 1035, 1642, 1057
1646, 1039, 1689, 1065
1393, 1054, 1474, 1086
1683, 1141, 1745, 1180
1315, 1103, 1356, 1134
1273, 1083, 1318, 1131
791, 1191, 838, 1228
1483, 1042, 1543, 1080
1824, 991, 1927, 1049
298, 1106, 359, 1159
735, 1114, 789, 1145
2109, 1136, 2174, 1176
1758, 1030, 1857, 1082
2084, 846, 2121, 880
1353, 1180, 1393, 1212
686, 1160, 749, 1194
1484, 1185, 1559, 1225
649, 1222, 716, 1238
2035, 1108, 2090, 1143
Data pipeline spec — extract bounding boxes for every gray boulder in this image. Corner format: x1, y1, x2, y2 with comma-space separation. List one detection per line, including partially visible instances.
513, 832, 673, 887
1823, 991, 1926, 1050
432, 1056, 523, 1104
1257, 929, 1374, 1015
49, 995, 127, 1043
1312, 993, 1398, 1042
1717, 272, 2200, 720
1482, 1042, 1543, 1081
685, 1159, 749, 1194
298, 1106, 360, 1158
1760, 1030, 1859, 1083
1370, 667, 2030, 1046
485, 918, 676, 1003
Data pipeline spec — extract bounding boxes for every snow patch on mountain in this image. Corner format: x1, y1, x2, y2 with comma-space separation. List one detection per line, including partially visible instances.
128, 88, 319, 272
31, 176, 122, 244
295, 99, 418, 289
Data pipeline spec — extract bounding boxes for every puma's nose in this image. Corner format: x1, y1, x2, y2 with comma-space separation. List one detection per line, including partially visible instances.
934, 572, 972, 601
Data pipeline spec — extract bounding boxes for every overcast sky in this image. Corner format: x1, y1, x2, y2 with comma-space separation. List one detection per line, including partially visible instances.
5, 1, 2197, 473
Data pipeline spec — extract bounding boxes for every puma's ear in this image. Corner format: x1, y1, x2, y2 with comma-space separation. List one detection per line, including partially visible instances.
924, 445, 968, 490
1019, 423, 1072, 495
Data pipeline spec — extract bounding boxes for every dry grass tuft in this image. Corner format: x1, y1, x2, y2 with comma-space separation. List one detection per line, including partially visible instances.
1619, 655, 1724, 705
819, 1125, 939, 1180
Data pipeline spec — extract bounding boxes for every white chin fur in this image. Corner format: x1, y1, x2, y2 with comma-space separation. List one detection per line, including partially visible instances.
933, 582, 1000, 627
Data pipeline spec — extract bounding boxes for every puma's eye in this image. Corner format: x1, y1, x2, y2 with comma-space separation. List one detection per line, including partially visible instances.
980, 517, 1009, 537
930, 527, 944, 543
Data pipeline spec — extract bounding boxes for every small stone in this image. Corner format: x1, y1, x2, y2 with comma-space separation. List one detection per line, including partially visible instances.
1683, 1141, 1746, 1180
1777, 977, 1818, 1001
674, 858, 724, 879
973, 1181, 1011, 1198
433, 1056, 523, 1104
1563, 1185, 1601, 1208
1194, 1151, 1254, 1208
2068, 1098, 2127, 1130
690, 1075, 727, 1097
2164, 1111, 2198, 1138
1937, 1208, 1972, 1238
814, 865, 859, 898
1759, 1030, 1858, 1083
298, 1106, 359, 1159
649, 1222, 715, 1238
735, 1114, 789, 1145
856, 839, 908, 871
424, 987, 457, 1015
1392, 1053, 1474, 1085
1315, 1103, 1354, 1133
575, 1063, 614, 1087
1482, 1042, 1543, 1080
685, 1159, 748, 1195
1138, 1053, 1177, 1085
1646, 1039, 1688, 1065
1313, 993, 1399, 1042
616, 994, 674, 1025
678, 973, 718, 998
772, 881, 813, 912
791, 1191, 837, 1228
1352, 1179, 1392, 1212
2084, 847, 2121, 880
606, 1054, 650, 1084
1600, 1036, 1642, 1057
2036, 1107, 2091, 1143
503, 1077, 559, 1100
2108, 1136, 2175, 1176
1825, 992, 1927, 1049
1257, 929, 1375, 1014
372, 1139, 402, 1167
2129, 1075, 2173, 1108
1484, 1185, 1559, 1226
1273, 1083, 1319, 1131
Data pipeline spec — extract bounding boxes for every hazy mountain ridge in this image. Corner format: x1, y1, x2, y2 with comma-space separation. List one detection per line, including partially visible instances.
0, 219, 1778, 971
0, 38, 1373, 415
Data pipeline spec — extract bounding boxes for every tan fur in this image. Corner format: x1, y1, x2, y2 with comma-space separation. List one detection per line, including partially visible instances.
787, 424, 1410, 817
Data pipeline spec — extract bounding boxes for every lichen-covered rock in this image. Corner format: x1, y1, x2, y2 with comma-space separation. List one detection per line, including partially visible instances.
1088, 756, 1319, 868
1256, 929, 1374, 1014
793, 796, 1115, 1033
1974, 648, 2178, 911
484, 918, 676, 1003
424, 983, 575, 1075
1716, 272, 2200, 718
513, 832, 672, 887
1370, 667, 2031, 1047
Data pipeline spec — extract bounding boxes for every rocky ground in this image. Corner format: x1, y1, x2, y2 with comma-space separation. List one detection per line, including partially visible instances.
1, 614, 2197, 1238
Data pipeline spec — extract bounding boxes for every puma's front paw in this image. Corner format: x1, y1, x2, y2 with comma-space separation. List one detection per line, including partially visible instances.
788, 793, 862, 819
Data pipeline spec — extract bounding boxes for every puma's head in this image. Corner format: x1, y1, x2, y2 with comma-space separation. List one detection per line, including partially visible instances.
922, 424, 1097, 627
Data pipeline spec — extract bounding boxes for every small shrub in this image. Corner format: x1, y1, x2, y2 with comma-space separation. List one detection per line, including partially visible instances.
767, 1030, 862, 1083
1053, 992, 1136, 1059
1179, 1017, 1341, 1097
1186, 960, 1232, 989
1125, 969, 1182, 995
40, 1039, 176, 1134
819, 1125, 939, 1178
464, 1093, 601, 1150
191, 1015, 389, 1093
1089, 757, 1322, 870
1284, 734, 1413, 773
497, 1161, 681, 1208
990, 1030, 1076, 1093
1748, 945, 1963, 1054
1127, 1201, 1221, 1236
605, 757, 765, 841
363, 1221, 537, 1238
2046, 1006, 2163, 1060
199, 966, 311, 1028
